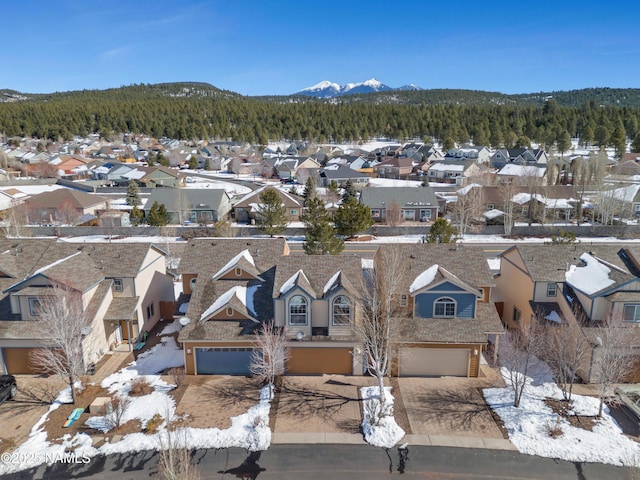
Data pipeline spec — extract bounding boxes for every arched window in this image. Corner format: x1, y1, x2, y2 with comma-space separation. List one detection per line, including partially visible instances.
332, 295, 350, 326
189, 277, 197, 291
289, 295, 307, 325
434, 297, 456, 317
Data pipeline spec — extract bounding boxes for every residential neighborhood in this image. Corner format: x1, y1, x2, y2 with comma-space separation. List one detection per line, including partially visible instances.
1, 102, 640, 479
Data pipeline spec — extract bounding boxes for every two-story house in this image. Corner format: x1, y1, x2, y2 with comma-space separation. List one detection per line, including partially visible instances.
177, 237, 364, 375
495, 244, 640, 381
0, 240, 174, 375
380, 244, 504, 377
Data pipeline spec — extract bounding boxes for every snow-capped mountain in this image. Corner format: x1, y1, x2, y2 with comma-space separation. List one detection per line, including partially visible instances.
297, 78, 422, 98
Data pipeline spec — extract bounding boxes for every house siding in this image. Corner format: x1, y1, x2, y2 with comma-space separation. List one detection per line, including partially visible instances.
134, 249, 174, 336
414, 292, 476, 318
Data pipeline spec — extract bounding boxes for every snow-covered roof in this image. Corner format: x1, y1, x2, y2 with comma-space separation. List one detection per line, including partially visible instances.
212, 249, 255, 280
199, 286, 248, 321
279, 269, 309, 295
409, 265, 439, 294
483, 209, 505, 219
122, 169, 146, 180
565, 253, 615, 295
428, 163, 465, 172
544, 311, 563, 323
497, 164, 546, 177
323, 271, 341, 295
457, 183, 482, 195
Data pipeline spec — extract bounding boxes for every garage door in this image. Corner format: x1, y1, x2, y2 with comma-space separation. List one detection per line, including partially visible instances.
398, 348, 469, 377
195, 347, 254, 375
288, 347, 353, 375
2, 348, 40, 374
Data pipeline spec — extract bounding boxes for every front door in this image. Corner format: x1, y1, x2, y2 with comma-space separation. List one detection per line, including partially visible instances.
119, 320, 129, 342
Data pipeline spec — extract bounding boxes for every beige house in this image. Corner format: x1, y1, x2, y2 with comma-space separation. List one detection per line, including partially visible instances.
495, 244, 640, 381
0, 240, 174, 375
232, 185, 304, 223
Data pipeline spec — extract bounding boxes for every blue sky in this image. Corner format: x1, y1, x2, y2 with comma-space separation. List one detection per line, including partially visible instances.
1, 0, 638, 96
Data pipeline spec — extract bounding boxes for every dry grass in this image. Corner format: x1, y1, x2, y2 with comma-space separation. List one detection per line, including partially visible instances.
129, 377, 154, 397
0, 437, 17, 455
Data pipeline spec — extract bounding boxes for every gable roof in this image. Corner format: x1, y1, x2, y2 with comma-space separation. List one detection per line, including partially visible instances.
177, 238, 288, 275
144, 188, 230, 213
377, 244, 495, 293
272, 255, 361, 300
233, 186, 303, 209
359, 187, 439, 209
24, 189, 107, 210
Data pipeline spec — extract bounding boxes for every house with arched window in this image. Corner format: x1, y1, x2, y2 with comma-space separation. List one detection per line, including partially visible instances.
374, 244, 504, 377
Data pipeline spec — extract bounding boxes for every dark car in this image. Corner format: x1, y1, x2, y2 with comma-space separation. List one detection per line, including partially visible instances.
0, 375, 17, 405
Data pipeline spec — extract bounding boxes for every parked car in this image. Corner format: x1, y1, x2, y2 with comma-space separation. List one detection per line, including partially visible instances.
0, 375, 17, 405
615, 385, 640, 421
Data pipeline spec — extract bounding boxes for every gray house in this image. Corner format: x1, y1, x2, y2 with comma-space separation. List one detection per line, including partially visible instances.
359, 187, 440, 223
144, 188, 232, 224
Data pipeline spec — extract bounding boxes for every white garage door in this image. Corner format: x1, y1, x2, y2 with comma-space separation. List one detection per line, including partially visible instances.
398, 348, 469, 377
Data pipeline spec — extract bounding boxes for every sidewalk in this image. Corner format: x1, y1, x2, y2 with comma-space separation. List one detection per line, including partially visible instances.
91, 351, 132, 384
271, 432, 516, 451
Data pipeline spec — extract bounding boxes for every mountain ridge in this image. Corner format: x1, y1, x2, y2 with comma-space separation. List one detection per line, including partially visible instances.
297, 78, 421, 98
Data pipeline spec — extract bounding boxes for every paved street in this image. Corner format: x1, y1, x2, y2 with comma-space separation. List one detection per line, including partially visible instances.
2, 444, 633, 480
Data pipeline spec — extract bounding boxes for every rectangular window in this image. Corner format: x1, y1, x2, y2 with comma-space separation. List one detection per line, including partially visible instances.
547, 283, 557, 297
623, 304, 640, 322
29, 298, 42, 316
113, 278, 123, 292
522, 206, 529, 215
290, 209, 298, 215
420, 209, 432, 221
513, 306, 521, 324
371, 209, 380, 218
146, 302, 155, 320
400, 295, 408, 307
487, 204, 494, 210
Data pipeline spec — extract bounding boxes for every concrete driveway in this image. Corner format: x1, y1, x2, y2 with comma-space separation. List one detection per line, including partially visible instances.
397, 365, 507, 439
0, 375, 66, 454
272, 375, 371, 435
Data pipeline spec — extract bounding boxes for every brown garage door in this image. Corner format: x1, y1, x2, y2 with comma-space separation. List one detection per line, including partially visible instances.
2, 348, 40, 374
398, 348, 469, 377
288, 347, 353, 375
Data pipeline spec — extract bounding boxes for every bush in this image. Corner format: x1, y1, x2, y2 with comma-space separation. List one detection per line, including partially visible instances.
145, 413, 164, 434
130, 377, 154, 396
544, 417, 563, 438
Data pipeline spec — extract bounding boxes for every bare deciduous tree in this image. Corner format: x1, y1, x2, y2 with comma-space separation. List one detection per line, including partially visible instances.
30, 282, 92, 404
589, 315, 637, 417
355, 245, 409, 419
539, 321, 591, 401
156, 423, 201, 480
104, 395, 131, 430
452, 184, 482, 236
2, 202, 29, 237
498, 180, 518, 236
498, 325, 542, 408
249, 321, 290, 387
385, 199, 402, 226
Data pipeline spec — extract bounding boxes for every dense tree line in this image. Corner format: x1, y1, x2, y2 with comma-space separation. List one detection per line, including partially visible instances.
1, 85, 639, 154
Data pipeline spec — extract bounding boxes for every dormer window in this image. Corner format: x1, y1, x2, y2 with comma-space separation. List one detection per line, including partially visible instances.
29, 298, 42, 316
434, 297, 456, 317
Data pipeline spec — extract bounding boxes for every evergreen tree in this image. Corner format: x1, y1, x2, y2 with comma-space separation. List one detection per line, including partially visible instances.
334, 197, 374, 239
341, 179, 357, 202
426, 217, 458, 243
255, 188, 288, 237
301, 198, 344, 255
126, 180, 141, 207
188, 155, 198, 169
328, 180, 340, 196
147, 201, 170, 226
556, 130, 572, 158
632, 132, 640, 153
610, 119, 627, 158
302, 177, 316, 207
157, 152, 169, 167
130, 205, 144, 225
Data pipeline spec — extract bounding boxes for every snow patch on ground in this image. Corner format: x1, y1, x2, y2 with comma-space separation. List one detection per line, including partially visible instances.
360, 386, 405, 448
484, 361, 640, 467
